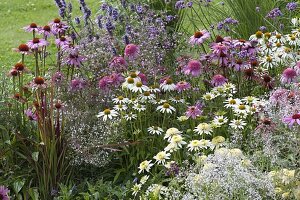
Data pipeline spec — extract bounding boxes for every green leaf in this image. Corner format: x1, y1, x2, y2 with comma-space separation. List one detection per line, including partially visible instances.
13, 180, 25, 194
28, 188, 39, 200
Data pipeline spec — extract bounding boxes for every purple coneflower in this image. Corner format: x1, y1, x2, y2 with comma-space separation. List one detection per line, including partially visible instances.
31, 76, 47, 89
27, 38, 48, 49
23, 22, 41, 32
55, 36, 71, 48
39, 25, 52, 38
64, 47, 86, 67
124, 44, 139, 59
280, 68, 297, 84
52, 71, 64, 85
14, 44, 31, 54
109, 56, 127, 72
0, 186, 10, 200
176, 81, 191, 92
185, 105, 202, 119
283, 113, 300, 126
25, 108, 37, 121
183, 60, 202, 77
211, 74, 227, 87
189, 30, 210, 45
70, 78, 86, 91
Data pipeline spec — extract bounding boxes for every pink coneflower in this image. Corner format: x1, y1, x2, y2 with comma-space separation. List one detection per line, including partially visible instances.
98, 73, 124, 91
39, 25, 52, 38
138, 72, 147, 85
99, 76, 111, 91
283, 113, 300, 126
211, 74, 227, 87
108, 73, 124, 86
233, 59, 249, 71
243, 68, 255, 80
55, 36, 71, 48
185, 105, 202, 119
280, 68, 297, 84
27, 38, 48, 49
183, 60, 202, 77
49, 18, 68, 35
23, 22, 41, 32
8, 68, 18, 77
70, 78, 87, 91
0, 186, 10, 200
13, 44, 31, 54
189, 30, 210, 45
25, 108, 37, 121
175, 81, 191, 92
124, 44, 139, 59
109, 56, 128, 72
64, 47, 86, 67
31, 76, 47, 89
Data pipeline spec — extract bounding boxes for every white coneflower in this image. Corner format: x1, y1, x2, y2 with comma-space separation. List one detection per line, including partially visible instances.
169, 97, 185, 104
260, 55, 278, 69
177, 116, 188, 122
199, 139, 214, 149
229, 119, 247, 129
233, 104, 250, 115
139, 91, 155, 101
149, 84, 161, 93
249, 31, 264, 44
122, 77, 136, 89
124, 113, 137, 121
133, 103, 146, 112
164, 142, 179, 152
212, 136, 225, 147
202, 92, 216, 101
138, 160, 154, 174
242, 96, 259, 105
269, 32, 286, 44
286, 34, 299, 46
113, 104, 128, 111
130, 81, 149, 93
112, 96, 129, 104
194, 123, 213, 135
170, 135, 186, 148
153, 151, 171, 164
149, 99, 167, 105
212, 115, 228, 126
160, 78, 176, 92
224, 97, 241, 108
147, 126, 164, 135
164, 128, 182, 141
156, 102, 176, 114
187, 140, 202, 151
140, 175, 149, 185
131, 183, 141, 196
96, 108, 118, 121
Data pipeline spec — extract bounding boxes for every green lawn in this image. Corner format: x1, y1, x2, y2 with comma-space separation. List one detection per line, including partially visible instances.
0, 0, 98, 69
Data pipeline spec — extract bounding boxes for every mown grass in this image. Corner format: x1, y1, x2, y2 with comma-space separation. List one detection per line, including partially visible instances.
0, 0, 99, 69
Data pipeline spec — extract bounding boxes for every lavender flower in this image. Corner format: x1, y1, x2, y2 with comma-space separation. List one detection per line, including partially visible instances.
266, 8, 283, 19
286, 2, 298, 11
175, 0, 185, 9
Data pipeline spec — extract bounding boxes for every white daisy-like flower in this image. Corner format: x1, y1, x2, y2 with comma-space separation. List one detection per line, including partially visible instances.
113, 104, 128, 111
124, 113, 137, 121
242, 96, 259, 105
269, 32, 286, 44
233, 104, 250, 115
164, 142, 179, 152
212, 136, 225, 147
170, 135, 186, 148
199, 139, 214, 150
202, 92, 216, 101
131, 183, 141, 196
194, 123, 213, 135
112, 96, 129, 104
291, 18, 300, 27
153, 151, 171, 164
140, 175, 149, 185
139, 91, 155, 101
229, 119, 247, 129
156, 102, 176, 114
138, 160, 154, 174
164, 128, 182, 141
169, 97, 185, 104
234, 112, 248, 119
160, 78, 176, 92
96, 108, 118, 121
260, 55, 278, 69
149, 99, 167, 105
122, 77, 136, 89
187, 140, 202, 151
212, 115, 228, 126
286, 34, 300, 46
129, 81, 149, 93
133, 103, 146, 112
177, 116, 188, 122
249, 31, 264, 44
147, 126, 164, 135
149, 85, 161, 93
224, 97, 241, 108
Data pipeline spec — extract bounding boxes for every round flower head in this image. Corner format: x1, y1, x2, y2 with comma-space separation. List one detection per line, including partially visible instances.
9, 68, 18, 77
153, 151, 170, 164
109, 56, 127, 72
52, 71, 64, 85
39, 25, 52, 38
211, 74, 227, 87
183, 60, 202, 77
97, 108, 118, 121
280, 68, 297, 84
138, 160, 154, 173
160, 78, 176, 92
70, 78, 86, 92
189, 30, 210, 45
185, 105, 202, 119
49, 18, 68, 35
283, 113, 300, 127
23, 22, 41, 32
175, 81, 191, 92
64, 46, 86, 67
0, 186, 10, 200
27, 38, 49, 49
124, 43, 139, 59
31, 76, 47, 89
14, 44, 31, 54
164, 128, 182, 141
55, 36, 71, 48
